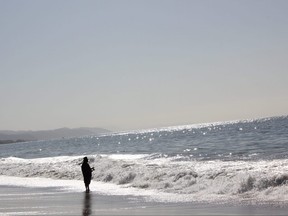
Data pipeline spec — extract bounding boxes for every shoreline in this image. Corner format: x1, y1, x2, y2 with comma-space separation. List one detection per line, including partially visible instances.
1, 185, 288, 215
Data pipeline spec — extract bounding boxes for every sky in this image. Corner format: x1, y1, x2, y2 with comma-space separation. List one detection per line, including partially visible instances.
1, 0, 288, 131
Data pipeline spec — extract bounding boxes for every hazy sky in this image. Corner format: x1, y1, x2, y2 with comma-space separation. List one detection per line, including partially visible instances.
1, 0, 288, 131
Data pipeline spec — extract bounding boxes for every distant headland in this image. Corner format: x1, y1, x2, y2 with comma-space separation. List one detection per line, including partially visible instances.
0, 127, 110, 144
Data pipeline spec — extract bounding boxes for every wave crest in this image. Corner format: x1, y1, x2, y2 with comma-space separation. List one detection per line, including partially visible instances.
1, 155, 288, 203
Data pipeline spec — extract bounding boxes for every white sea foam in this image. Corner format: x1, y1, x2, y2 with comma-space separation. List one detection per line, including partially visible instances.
1, 155, 288, 204
108, 154, 148, 160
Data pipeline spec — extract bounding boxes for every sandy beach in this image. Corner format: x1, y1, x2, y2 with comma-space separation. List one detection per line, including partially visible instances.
1, 185, 288, 216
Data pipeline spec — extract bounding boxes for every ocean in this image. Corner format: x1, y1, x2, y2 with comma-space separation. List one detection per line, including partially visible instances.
1, 116, 288, 205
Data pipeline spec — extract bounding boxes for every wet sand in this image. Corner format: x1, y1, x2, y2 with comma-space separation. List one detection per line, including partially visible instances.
0, 185, 288, 215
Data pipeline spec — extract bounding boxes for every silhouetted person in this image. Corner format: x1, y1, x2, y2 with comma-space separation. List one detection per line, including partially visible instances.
81, 157, 94, 192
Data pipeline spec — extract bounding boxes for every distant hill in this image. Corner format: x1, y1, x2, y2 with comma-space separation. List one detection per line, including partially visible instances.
0, 127, 110, 144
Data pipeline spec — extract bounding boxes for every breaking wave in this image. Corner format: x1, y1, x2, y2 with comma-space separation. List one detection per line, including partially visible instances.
1, 154, 288, 204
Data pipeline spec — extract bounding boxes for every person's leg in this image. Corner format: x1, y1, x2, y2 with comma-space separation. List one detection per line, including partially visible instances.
85, 182, 89, 192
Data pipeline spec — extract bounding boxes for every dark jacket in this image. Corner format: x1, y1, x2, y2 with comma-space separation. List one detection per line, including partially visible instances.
81, 162, 92, 185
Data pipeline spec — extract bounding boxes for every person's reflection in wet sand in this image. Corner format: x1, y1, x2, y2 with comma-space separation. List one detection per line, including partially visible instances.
82, 191, 92, 216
